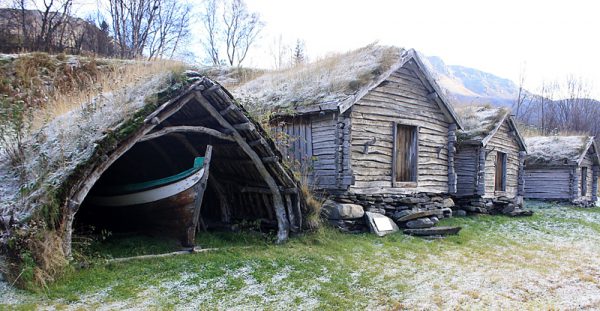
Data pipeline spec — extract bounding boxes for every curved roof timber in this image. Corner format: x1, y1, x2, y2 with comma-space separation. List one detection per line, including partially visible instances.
66, 77, 303, 255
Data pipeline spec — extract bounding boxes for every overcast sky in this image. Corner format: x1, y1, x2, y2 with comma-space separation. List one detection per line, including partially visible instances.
233, 0, 600, 99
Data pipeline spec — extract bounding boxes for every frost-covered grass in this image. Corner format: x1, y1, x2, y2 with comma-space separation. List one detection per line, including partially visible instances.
3, 201, 600, 309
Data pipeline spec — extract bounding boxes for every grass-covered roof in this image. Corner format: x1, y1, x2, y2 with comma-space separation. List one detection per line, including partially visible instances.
455, 105, 508, 142
233, 44, 405, 114
525, 136, 597, 166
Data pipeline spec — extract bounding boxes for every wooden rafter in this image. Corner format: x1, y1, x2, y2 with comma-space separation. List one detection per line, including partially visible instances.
139, 126, 235, 143
193, 91, 291, 243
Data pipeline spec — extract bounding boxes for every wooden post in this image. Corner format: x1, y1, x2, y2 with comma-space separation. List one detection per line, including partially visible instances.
571, 166, 579, 201
208, 175, 231, 224
189, 145, 212, 246
518, 151, 526, 197
194, 92, 290, 243
592, 166, 599, 203
447, 124, 457, 194
285, 194, 298, 233
476, 147, 486, 196
391, 122, 397, 187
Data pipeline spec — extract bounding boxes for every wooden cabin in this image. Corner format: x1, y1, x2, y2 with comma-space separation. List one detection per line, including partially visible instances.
235, 45, 463, 214
453, 106, 528, 213
524, 136, 599, 206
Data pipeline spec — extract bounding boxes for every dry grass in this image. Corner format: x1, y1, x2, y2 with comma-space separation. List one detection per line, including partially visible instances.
234, 44, 404, 112
519, 125, 589, 138
35, 58, 184, 128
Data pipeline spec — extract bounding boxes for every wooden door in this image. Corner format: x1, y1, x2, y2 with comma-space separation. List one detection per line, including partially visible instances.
394, 124, 417, 183
495, 152, 506, 191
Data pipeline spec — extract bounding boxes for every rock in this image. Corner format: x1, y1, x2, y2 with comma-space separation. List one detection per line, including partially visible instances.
431, 196, 444, 202
328, 219, 368, 233
429, 216, 439, 224
398, 197, 430, 204
322, 200, 365, 220
405, 218, 435, 229
364, 212, 399, 237
501, 204, 516, 214
441, 198, 454, 208
508, 209, 534, 217
455, 209, 467, 217
440, 207, 453, 218
463, 205, 486, 213
392, 210, 412, 221
404, 226, 462, 236
396, 210, 439, 222
366, 207, 386, 215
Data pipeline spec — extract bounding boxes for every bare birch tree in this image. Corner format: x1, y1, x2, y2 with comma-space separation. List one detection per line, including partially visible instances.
222, 0, 263, 66
108, 0, 160, 58
201, 0, 220, 65
198, 0, 263, 66
146, 0, 191, 60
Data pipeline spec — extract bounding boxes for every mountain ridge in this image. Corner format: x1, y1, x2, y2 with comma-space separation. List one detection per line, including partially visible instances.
424, 55, 519, 107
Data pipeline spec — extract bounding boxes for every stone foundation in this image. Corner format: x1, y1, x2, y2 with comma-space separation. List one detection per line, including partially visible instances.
324, 192, 455, 233
453, 195, 533, 216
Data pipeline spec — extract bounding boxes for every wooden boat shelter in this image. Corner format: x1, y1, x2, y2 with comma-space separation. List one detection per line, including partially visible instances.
524, 136, 599, 206
68, 75, 305, 254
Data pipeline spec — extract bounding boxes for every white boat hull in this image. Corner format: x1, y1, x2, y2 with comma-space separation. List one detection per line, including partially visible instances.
90, 168, 205, 207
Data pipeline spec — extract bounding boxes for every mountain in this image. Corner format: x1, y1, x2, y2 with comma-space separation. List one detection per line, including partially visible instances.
423, 55, 520, 107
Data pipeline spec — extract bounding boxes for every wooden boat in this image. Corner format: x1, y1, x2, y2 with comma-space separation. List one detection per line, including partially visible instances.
88, 146, 213, 247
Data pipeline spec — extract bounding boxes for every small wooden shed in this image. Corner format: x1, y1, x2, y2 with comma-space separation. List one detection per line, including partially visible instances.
524, 136, 599, 206
453, 106, 528, 213
235, 45, 462, 214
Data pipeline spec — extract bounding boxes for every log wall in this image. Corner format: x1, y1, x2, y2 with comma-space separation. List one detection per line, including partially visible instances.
524, 167, 572, 199
349, 67, 451, 194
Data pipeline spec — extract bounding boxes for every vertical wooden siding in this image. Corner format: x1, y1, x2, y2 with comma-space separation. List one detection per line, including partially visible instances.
349, 67, 450, 194
311, 113, 341, 190
455, 146, 478, 197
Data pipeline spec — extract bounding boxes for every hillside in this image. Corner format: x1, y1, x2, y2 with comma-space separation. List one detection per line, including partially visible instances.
424, 55, 521, 107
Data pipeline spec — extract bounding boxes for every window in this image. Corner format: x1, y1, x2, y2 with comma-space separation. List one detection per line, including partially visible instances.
495, 152, 507, 191
582, 167, 588, 196
393, 123, 418, 185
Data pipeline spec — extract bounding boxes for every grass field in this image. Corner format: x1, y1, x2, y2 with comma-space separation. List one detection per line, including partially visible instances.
2, 201, 600, 310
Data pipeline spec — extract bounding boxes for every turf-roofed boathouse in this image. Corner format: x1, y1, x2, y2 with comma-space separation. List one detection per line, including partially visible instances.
235, 45, 462, 222
524, 136, 599, 207
453, 106, 531, 215
0, 73, 307, 282
73, 76, 306, 248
